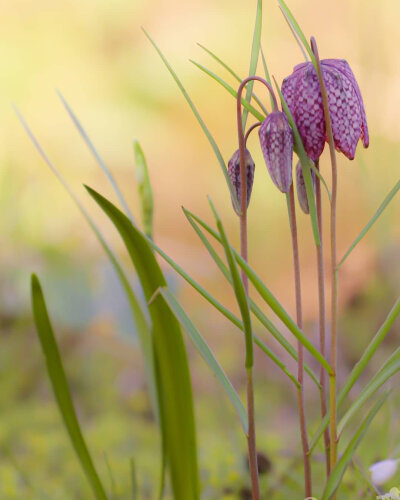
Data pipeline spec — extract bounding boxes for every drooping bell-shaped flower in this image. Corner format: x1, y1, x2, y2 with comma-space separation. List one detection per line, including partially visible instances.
282, 59, 369, 161
296, 161, 316, 214
227, 148, 255, 215
258, 111, 293, 193
369, 459, 399, 486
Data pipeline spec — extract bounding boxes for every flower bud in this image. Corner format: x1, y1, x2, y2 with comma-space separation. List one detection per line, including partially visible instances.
227, 148, 255, 215
369, 459, 399, 486
296, 161, 316, 214
258, 112, 293, 193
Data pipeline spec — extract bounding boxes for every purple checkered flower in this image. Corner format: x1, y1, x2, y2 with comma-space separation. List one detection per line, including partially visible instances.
296, 161, 316, 214
228, 148, 255, 215
259, 111, 294, 193
282, 59, 369, 161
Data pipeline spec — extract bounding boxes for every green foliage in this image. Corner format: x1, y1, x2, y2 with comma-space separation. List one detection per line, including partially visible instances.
31, 274, 108, 500
86, 186, 200, 500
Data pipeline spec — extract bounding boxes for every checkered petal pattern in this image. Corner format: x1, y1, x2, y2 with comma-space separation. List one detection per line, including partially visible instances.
282, 59, 369, 161
258, 111, 294, 193
227, 148, 255, 215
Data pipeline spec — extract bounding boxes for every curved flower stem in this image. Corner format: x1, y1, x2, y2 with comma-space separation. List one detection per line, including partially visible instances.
311, 37, 339, 487
314, 159, 331, 476
236, 76, 278, 500
287, 184, 312, 497
244, 121, 262, 147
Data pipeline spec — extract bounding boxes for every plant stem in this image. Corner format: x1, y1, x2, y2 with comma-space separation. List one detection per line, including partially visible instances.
310, 37, 339, 484
237, 77, 262, 500
288, 185, 312, 497
315, 159, 331, 475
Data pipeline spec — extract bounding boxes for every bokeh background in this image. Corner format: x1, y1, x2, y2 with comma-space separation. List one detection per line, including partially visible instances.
1, 0, 399, 498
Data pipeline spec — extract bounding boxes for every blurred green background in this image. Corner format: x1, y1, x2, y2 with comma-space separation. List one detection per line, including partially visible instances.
1, 0, 399, 498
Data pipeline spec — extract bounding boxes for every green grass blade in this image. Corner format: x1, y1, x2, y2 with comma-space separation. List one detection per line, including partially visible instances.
185, 209, 330, 372
190, 60, 265, 121
260, 49, 276, 110
321, 393, 388, 500
14, 108, 159, 423
86, 186, 199, 500
31, 274, 108, 500
338, 180, 400, 268
339, 297, 400, 406
196, 44, 268, 115
183, 208, 317, 388
130, 459, 138, 500
142, 28, 240, 214
149, 232, 299, 387
56, 91, 134, 222
104, 453, 117, 500
242, 0, 263, 130
156, 287, 248, 432
207, 198, 254, 368
279, 7, 309, 62
338, 350, 400, 434
310, 297, 400, 452
277, 0, 316, 66
133, 140, 154, 239
273, 78, 321, 246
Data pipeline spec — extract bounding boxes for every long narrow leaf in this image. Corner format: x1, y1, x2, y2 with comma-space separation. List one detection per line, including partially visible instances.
133, 140, 154, 239
14, 108, 159, 420
31, 275, 108, 500
310, 297, 400, 451
242, 0, 263, 129
86, 186, 199, 500
57, 91, 134, 221
142, 28, 240, 213
321, 394, 388, 500
190, 60, 265, 121
277, 0, 316, 66
185, 209, 331, 372
338, 350, 400, 434
182, 208, 317, 388
197, 44, 268, 114
338, 180, 400, 268
273, 78, 321, 246
155, 287, 248, 432
208, 198, 254, 368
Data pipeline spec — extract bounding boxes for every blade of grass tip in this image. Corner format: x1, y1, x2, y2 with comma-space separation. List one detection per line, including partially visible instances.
31, 274, 108, 500
208, 197, 254, 368
273, 77, 321, 246
185, 208, 330, 372
309, 297, 400, 452
277, 0, 315, 65
56, 91, 134, 222
142, 28, 240, 214
321, 393, 388, 500
133, 140, 154, 239
182, 207, 316, 388
338, 180, 400, 268
14, 107, 160, 425
196, 44, 268, 115
190, 60, 265, 121
155, 286, 248, 433
242, 0, 263, 130
130, 459, 138, 500
104, 453, 117, 500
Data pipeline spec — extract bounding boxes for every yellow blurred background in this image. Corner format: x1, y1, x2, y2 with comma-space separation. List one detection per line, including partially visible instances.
0, 0, 399, 497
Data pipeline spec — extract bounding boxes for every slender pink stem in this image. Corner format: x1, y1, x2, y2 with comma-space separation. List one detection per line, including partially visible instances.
311, 37, 339, 488
288, 185, 312, 497
315, 159, 331, 475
